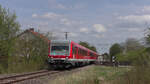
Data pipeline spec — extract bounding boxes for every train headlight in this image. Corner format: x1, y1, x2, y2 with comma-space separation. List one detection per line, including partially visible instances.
66, 57, 68, 60
48, 58, 51, 62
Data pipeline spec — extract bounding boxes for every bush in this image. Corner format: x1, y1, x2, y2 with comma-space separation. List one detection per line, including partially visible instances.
114, 48, 150, 84
0, 5, 20, 73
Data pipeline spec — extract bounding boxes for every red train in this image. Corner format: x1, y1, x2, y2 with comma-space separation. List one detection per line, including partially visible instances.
48, 40, 99, 69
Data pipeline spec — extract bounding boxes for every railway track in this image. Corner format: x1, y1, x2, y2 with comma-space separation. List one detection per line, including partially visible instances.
0, 70, 59, 84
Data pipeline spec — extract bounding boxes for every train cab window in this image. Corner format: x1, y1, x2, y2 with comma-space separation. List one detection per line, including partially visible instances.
50, 42, 70, 56
51, 46, 69, 55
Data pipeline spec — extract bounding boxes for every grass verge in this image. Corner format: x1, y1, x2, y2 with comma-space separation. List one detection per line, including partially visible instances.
49, 65, 129, 84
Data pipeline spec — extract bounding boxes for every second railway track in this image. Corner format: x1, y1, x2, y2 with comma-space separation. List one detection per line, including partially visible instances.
0, 70, 60, 84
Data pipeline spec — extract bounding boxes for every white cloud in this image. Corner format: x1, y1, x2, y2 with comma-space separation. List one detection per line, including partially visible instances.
47, 0, 68, 10
57, 4, 67, 9
60, 18, 72, 26
69, 32, 78, 37
32, 12, 62, 19
37, 22, 49, 26
118, 15, 150, 23
47, 0, 86, 10
128, 28, 141, 32
42, 12, 62, 19
142, 6, 150, 12
73, 3, 86, 9
31, 12, 82, 27
93, 24, 106, 32
79, 27, 89, 33
93, 34, 104, 38
32, 14, 38, 18
60, 18, 81, 26
113, 12, 119, 16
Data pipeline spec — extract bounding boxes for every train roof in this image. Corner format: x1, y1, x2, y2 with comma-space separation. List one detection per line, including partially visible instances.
51, 40, 71, 43
71, 41, 98, 55
50, 40, 98, 55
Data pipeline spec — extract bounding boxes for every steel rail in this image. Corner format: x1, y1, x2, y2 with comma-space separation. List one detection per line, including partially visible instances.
0, 70, 48, 80
0, 70, 59, 84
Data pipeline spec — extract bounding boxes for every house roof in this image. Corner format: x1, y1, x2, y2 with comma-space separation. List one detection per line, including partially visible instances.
18, 28, 50, 43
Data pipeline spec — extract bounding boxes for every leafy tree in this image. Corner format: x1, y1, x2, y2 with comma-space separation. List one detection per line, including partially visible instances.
90, 46, 97, 52
79, 41, 97, 52
125, 38, 143, 52
114, 29, 150, 84
0, 5, 20, 72
114, 38, 144, 64
79, 41, 90, 49
109, 43, 122, 62
7, 30, 50, 73
145, 28, 150, 45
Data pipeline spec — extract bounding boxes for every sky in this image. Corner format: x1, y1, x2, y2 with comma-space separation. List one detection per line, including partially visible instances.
0, 0, 150, 53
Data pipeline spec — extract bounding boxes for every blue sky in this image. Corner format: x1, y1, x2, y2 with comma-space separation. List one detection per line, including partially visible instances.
0, 0, 150, 53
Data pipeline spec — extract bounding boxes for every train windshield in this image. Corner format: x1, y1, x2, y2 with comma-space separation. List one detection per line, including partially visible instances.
50, 42, 70, 55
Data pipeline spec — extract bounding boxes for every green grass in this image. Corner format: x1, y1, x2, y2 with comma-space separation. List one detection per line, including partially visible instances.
49, 65, 129, 84
113, 66, 150, 84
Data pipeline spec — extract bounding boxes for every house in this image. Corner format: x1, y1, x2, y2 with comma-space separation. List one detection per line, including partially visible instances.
14, 28, 50, 58
18, 28, 50, 43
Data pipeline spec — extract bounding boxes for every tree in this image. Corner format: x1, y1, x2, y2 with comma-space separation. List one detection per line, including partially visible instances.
90, 46, 97, 52
0, 5, 20, 72
109, 43, 122, 62
79, 41, 90, 49
114, 38, 144, 64
79, 41, 97, 52
146, 28, 150, 45
124, 38, 143, 52
8, 30, 50, 73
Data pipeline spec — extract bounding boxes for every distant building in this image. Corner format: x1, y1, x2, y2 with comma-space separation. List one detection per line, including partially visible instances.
97, 53, 110, 65
15, 28, 50, 58
98, 55, 103, 62
18, 28, 50, 43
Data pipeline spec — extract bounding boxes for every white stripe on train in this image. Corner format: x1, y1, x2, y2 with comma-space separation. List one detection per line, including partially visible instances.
50, 58, 96, 62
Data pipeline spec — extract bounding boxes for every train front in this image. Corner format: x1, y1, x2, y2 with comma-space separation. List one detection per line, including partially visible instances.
48, 40, 71, 69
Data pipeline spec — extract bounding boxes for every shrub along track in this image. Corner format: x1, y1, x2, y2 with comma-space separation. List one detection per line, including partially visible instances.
0, 70, 59, 84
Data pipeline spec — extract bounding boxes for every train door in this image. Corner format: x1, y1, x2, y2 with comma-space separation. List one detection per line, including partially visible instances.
72, 46, 75, 59
75, 47, 78, 59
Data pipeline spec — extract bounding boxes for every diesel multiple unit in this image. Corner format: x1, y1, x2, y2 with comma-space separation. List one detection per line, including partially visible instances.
48, 40, 99, 69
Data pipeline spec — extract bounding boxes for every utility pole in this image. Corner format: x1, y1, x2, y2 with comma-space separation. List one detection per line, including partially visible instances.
64, 32, 69, 40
